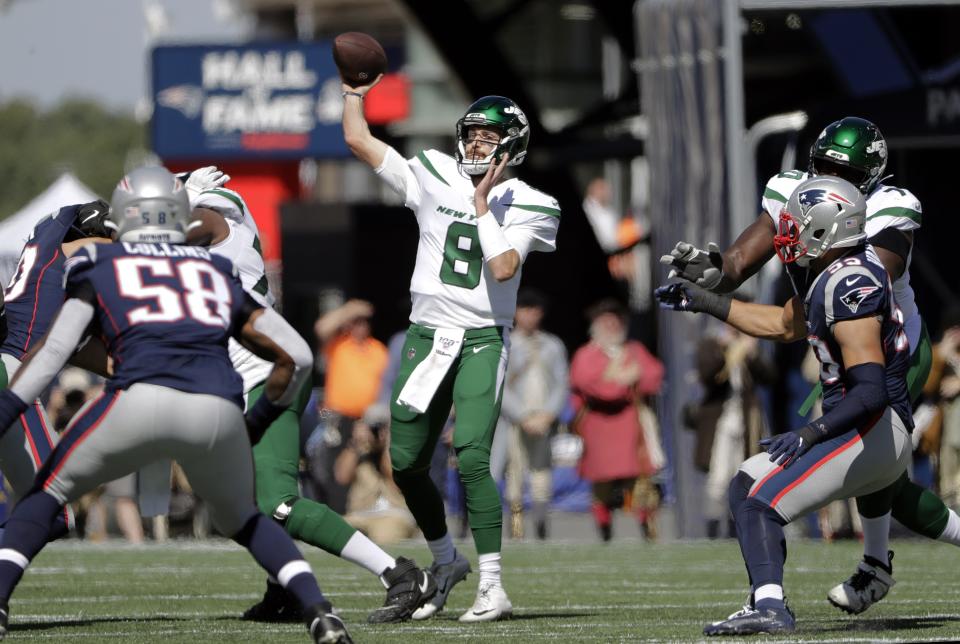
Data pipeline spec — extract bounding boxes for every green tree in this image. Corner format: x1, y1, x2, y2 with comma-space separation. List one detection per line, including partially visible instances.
0, 99, 146, 218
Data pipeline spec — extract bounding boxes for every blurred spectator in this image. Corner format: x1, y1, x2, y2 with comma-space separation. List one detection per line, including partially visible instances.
82, 475, 144, 544
686, 327, 774, 538
497, 289, 569, 540
310, 299, 389, 513
335, 403, 416, 545
570, 299, 664, 541
315, 298, 389, 420
933, 310, 960, 506
583, 177, 653, 341
582, 178, 620, 254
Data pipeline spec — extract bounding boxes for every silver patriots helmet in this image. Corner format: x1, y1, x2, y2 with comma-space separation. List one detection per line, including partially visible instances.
774, 175, 867, 268
107, 166, 191, 244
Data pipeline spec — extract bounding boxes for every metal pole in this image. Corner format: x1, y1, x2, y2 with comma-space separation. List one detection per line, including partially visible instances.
722, 0, 747, 248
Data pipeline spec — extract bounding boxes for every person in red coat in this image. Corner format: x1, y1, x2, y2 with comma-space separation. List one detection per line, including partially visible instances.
570, 299, 665, 541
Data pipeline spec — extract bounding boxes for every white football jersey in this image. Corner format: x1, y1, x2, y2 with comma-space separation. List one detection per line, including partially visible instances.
194, 188, 274, 395
376, 147, 560, 329
761, 170, 923, 351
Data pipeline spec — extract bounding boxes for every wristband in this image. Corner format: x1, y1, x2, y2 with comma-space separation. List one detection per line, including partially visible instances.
245, 394, 286, 445
797, 424, 822, 447
341, 91, 364, 99
701, 290, 732, 321
0, 389, 29, 435
475, 213, 513, 261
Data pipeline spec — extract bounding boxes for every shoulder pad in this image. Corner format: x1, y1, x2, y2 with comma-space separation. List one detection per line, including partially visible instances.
412, 149, 458, 186
62, 245, 97, 288
195, 188, 247, 225
866, 184, 922, 229
763, 170, 808, 208
820, 261, 885, 324
505, 181, 561, 219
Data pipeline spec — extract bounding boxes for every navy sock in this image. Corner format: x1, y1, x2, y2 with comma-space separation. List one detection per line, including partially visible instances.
734, 497, 787, 589
727, 472, 756, 590
232, 513, 329, 611
756, 597, 787, 611
0, 490, 63, 603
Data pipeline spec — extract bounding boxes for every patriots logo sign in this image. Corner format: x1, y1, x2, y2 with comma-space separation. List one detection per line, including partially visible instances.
797, 189, 853, 215
839, 284, 880, 314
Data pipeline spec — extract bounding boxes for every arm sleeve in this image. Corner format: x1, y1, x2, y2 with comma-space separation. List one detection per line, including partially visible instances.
869, 228, 912, 264
251, 308, 314, 406
824, 265, 886, 327
10, 298, 95, 403
374, 146, 422, 209
799, 362, 888, 444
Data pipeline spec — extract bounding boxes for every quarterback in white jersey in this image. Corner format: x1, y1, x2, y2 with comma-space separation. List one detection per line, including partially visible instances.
377, 146, 559, 329
662, 117, 960, 617
343, 80, 559, 623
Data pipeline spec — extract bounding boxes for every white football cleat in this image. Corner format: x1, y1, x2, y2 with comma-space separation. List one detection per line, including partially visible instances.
411, 552, 471, 620
458, 583, 513, 622
827, 550, 895, 614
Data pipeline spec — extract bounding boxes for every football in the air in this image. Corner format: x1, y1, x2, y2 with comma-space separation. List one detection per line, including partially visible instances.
333, 32, 387, 87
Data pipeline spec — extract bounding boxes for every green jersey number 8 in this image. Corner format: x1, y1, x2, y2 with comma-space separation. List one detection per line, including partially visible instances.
439, 222, 483, 289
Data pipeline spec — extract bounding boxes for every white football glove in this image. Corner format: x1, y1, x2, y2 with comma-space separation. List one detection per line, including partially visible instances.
659, 241, 724, 291
183, 166, 230, 206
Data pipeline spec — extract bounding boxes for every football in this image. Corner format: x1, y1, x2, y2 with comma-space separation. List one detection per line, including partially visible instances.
333, 32, 388, 87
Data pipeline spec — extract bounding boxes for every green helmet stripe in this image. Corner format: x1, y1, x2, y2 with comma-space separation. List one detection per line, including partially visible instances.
509, 203, 561, 218
866, 207, 921, 225
763, 187, 788, 204
417, 151, 449, 186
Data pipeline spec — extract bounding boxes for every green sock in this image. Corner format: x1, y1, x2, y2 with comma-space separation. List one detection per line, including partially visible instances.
393, 469, 448, 540
284, 499, 357, 556
891, 481, 950, 539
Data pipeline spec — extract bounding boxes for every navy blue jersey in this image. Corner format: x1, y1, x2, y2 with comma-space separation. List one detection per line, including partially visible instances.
1, 206, 80, 359
63, 242, 252, 407
803, 244, 913, 430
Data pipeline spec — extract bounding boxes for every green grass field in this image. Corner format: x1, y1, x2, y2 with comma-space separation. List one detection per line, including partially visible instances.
6, 537, 960, 642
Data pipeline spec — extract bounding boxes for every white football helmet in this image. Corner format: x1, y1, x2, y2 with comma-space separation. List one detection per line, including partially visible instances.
774, 175, 867, 268
107, 166, 191, 244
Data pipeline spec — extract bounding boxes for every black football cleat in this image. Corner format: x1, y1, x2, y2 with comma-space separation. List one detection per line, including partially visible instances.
242, 580, 303, 623
367, 556, 437, 623
306, 605, 353, 644
827, 550, 895, 614
704, 602, 795, 636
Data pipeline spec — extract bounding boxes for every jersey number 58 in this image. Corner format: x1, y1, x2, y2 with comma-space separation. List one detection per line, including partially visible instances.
115, 257, 232, 328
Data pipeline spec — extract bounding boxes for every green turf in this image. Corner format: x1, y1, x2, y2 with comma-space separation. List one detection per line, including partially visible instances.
6, 538, 960, 642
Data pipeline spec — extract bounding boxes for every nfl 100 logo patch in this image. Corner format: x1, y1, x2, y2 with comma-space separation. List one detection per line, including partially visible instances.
407, 347, 417, 360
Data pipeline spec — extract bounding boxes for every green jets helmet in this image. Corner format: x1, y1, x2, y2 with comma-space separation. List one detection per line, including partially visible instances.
808, 116, 888, 194
455, 95, 530, 176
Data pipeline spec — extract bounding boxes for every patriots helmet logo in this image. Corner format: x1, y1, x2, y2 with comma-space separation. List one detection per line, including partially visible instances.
839, 284, 880, 314
797, 188, 854, 215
